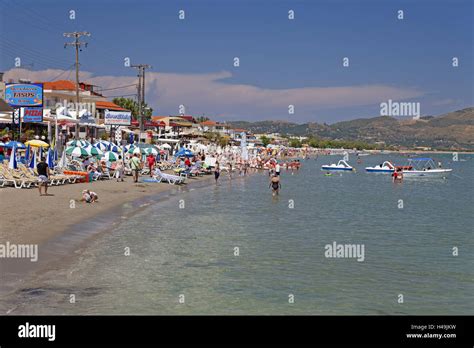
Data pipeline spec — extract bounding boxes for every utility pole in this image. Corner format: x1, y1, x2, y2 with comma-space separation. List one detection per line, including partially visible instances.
64, 31, 91, 139
130, 64, 152, 142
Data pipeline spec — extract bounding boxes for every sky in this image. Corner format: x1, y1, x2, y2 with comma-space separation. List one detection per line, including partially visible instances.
0, 0, 472, 123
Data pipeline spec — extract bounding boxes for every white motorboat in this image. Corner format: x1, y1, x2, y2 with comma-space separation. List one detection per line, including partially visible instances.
402, 158, 452, 178
321, 160, 353, 171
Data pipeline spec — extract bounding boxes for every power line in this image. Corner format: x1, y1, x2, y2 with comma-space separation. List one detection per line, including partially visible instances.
97, 83, 137, 92
103, 93, 138, 98
48, 64, 76, 82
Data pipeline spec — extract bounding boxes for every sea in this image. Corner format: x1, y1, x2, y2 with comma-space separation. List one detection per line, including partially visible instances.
1, 153, 473, 315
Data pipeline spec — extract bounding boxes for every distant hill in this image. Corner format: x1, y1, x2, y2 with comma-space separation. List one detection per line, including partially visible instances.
229, 107, 474, 150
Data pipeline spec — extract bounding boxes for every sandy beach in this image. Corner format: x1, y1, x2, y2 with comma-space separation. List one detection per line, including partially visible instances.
0, 174, 215, 245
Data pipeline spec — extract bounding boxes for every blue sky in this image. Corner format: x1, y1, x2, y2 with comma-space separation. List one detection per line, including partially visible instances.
0, 0, 472, 123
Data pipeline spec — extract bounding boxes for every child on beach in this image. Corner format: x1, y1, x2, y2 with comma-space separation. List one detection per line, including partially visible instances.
81, 190, 98, 203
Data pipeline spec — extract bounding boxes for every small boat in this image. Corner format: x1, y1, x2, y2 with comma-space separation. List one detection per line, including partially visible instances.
321, 160, 353, 171
365, 161, 395, 173
402, 158, 452, 178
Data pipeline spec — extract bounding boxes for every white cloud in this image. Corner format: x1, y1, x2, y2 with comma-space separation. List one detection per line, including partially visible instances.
4, 68, 425, 122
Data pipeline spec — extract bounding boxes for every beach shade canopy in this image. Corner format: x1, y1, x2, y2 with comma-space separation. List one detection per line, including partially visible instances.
46, 149, 55, 168
29, 151, 37, 169
8, 147, 18, 169
67, 139, 90, 148
25, 144, 31, 163
25, 139, 50, 148
108, 144, 120, 153
102, 151, 119, 162
175, 147, 194, 157
4, 141, 26, 149
144, 147, 158, 156
124, 144, 136, 152
93, 140, 110, 151
131, 147, 146, 155
65, 146, 89, 157
84, 145, 103, 157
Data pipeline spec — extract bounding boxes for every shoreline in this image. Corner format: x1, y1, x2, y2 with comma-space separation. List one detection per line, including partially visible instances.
0, 173, 216, 246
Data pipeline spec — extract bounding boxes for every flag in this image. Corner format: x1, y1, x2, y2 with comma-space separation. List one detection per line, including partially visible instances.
8, 146, 18, 169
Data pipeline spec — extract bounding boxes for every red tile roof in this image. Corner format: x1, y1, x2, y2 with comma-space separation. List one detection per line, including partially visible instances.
96, 101, 128, 111
200, 120, 218, 126
41, 80, 77, 91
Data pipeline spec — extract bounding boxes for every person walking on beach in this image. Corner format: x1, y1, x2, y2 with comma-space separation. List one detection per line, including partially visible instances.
269, 174, 281, 196
130, 153, 142, 183
146, 153, 156, 177
115, 155, 125, 182
36, 157, 50, 196
214, 161, 220, 183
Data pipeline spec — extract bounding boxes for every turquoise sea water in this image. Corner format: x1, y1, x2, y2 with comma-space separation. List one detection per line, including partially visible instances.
2, 154, 473, 315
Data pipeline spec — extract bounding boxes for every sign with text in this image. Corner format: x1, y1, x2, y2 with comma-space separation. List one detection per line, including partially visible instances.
22, 107, 43, 123
104, 110, 132, 126
5, 83, 43, 107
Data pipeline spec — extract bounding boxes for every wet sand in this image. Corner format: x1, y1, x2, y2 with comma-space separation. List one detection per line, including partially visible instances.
0, 173, 215, 245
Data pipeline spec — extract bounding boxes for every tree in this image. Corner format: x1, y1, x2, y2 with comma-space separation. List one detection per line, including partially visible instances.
289, 138, 302, 148
112, 97, 153, 120
196, 116, 210, 123
260, 135, 271, 147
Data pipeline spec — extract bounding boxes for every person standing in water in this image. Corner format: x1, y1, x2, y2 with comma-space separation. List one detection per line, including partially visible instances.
269, 174, 281, 196
214, 161, 220, 183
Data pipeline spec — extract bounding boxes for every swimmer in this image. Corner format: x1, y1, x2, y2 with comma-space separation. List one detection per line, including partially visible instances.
269, 174, 281, 196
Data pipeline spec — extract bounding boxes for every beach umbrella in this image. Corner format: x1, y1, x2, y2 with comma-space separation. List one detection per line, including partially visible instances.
124, 144, 136, 152
160, 143, 172, 149
4, 141, 25, 149
54, 147, 58, 161
29, 151, 37, 169
66, 146, 89, 157
8, 147, 18, 169
58, 150, 67, 168
93, 140, 110, 151
144, 147, 158, 156
84, 145, 103, 157
102, 151, 119, 162
46, 149, 54, 168
67, 139, 90, 147
25, 139, 50, 148
108, 144, 120, 153
128, 133, 134, 144
0, 141, 4, 146
131, 147, 145, 155
25, 144, 31, 164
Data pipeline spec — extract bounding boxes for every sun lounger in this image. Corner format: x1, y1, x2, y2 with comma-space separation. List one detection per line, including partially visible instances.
152, 168, 186, 185
0, 166, 35, 188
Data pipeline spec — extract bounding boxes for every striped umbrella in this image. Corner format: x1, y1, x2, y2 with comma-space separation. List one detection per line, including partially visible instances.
84, 145, 103, 157
102, 151, 119, 162
124, 144, 136, 152
131, 147, 145, 155
29, 151, 37, 169
25, 144, 31, 164
67, 139, 90, 148
65, 146, 89, 157
144, 147, 158, 156
4, 141, 26, 149
46, 149, 55, 168
93, 141, 110, 151
8, 147, 18, 169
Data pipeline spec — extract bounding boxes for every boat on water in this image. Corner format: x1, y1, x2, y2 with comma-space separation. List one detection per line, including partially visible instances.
365, 161, 395, 173
402, 158, 452, 178
321, 160, 354, 171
